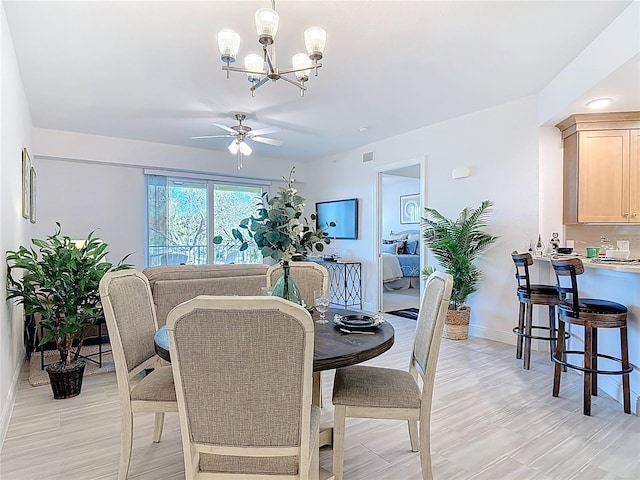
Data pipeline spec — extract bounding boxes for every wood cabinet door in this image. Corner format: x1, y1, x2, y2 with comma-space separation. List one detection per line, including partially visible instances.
578, 130, 629, 223
630, 129, 640, 223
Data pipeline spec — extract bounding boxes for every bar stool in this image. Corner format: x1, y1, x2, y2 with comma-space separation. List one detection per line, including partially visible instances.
551, 257, 631, 416
511, 252, 561, 370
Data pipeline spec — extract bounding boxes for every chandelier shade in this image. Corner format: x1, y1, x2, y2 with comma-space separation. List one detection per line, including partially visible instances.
217, 0, 325, 96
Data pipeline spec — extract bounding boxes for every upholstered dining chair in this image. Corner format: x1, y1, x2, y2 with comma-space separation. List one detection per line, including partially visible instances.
99, 269, 178, 480
166, 295, 321, 480
331, 271, 453, 480
266, 261, 329, 307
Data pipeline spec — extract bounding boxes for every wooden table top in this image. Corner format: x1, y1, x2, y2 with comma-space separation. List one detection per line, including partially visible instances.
154, 307, 395, 372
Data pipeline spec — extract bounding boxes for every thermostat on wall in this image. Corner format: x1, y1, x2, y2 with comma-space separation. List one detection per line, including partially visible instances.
452, 167, 470, 179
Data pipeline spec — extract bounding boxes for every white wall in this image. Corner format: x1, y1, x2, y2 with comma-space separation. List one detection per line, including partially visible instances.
381, 176, 420, 237
304, 96, 541, 343
31, 130, 308, 270
0, 1, 33, 447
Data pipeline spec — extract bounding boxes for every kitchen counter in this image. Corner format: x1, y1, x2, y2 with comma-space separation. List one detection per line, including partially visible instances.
535, 255, 640, 274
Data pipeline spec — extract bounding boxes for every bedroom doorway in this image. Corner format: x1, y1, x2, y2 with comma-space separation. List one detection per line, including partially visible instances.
376, 160, 425, 316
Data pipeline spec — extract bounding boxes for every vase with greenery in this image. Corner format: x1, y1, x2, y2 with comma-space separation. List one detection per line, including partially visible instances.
421, 200, 498, 339
213, 167, 334, 304
6, 223, 131, 398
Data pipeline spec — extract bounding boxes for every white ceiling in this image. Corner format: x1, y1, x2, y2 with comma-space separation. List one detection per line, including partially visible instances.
4, 0, 638, 162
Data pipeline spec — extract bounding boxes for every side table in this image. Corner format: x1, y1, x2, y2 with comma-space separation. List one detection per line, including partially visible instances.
311, 259, 362, 309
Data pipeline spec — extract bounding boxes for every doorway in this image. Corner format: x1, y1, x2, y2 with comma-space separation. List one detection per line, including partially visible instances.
375, 158, 426, 314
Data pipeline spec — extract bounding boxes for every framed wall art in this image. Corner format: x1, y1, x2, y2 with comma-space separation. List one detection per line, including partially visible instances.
400, 193, 420, 224
29, 166, 37, 224
22, 148, 31, 219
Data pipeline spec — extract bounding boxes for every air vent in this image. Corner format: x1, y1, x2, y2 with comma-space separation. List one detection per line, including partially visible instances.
362, 151, 374, 163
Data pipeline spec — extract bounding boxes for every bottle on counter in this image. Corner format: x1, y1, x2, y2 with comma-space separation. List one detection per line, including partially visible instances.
534, 234, 545, 257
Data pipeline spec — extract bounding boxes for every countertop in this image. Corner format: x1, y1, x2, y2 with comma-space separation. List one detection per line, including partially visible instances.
535, 254, 640, 274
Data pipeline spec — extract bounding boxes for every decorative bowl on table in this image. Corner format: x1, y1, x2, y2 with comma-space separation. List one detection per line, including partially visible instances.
556, 247, 573, 254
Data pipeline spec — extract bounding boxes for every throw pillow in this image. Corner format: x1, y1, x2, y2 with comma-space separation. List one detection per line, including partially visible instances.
382, 243, 398, 254
405, 240, 419, 255
396, 240, 407, 254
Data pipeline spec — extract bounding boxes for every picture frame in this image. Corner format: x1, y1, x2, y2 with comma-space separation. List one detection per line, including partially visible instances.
29, 166, 37, 224
22, 148, 31, 219
400, 193, 420, 224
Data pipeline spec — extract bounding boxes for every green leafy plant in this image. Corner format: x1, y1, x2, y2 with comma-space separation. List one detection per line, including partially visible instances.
213, 167, 334, 262
422, 200, 498, 309
6, 223, 131, 367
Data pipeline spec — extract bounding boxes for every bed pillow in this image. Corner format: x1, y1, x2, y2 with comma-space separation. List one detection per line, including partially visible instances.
388, 232, 408, 241
407, 232, 420, 242
405, 240, 419, 255
382, 243, 398, 254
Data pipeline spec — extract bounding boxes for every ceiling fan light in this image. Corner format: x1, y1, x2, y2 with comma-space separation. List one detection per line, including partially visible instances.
228, 140, 239, 154
218, 30, 240, 63
304, 27, 326, 60
292, 53, 312, 81
245, 54, 264, 81
255, 8, 279, 45
239, 140, 252, 156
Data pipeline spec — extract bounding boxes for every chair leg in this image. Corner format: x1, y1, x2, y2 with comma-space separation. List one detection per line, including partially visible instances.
119, 410, 133, 480
553, 320, 565, 398
516, 302, 525, 359
591, 327, 598, 396
523, 303, 533, 370
312, 372, 323, 408
548, 305, 557, 362
621, 326, 631, 414
408, 420, 419, 452
332, 405, 347, 480
418, 413, 433, 480
583, 324, 593, 416
152, 412, 165, 443
310, 426, 320, 480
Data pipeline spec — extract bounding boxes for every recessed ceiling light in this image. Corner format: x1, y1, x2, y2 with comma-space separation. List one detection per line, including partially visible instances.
585, 97, 613, 109
359, 126, 368, 132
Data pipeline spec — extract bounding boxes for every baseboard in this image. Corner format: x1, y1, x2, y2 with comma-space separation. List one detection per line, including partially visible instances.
0, 353, 25, 453
468, 324, 515, 346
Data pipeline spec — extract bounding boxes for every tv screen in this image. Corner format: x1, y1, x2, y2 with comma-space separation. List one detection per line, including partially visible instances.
316, 198, 358, 240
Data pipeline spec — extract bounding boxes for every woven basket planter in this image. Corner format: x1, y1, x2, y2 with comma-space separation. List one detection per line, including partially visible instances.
46, 360, 86, 399
444, 306, 470, 340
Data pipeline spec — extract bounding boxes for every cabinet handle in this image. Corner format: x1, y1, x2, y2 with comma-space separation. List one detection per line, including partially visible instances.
633, 213, 637, 217
624, 212, 629, 217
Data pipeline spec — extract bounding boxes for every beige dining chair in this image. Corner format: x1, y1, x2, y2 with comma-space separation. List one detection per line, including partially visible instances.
99, 269, 178, 480
266, 261, 329, 306
166, 295, 321, 480
331, 271, 453, 480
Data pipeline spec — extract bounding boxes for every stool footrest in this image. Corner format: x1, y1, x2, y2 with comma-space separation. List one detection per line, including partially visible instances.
553, 350, 633, 376
512, 325, 569, 342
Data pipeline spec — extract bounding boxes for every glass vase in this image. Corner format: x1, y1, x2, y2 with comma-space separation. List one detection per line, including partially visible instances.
272, 261, 303, 305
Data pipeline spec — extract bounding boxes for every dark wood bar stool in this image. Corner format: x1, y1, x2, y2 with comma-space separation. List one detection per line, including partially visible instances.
550, 257, 631, 416
511, 252, 561, 370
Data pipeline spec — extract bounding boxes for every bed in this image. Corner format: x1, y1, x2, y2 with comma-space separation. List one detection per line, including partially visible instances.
382, 229, 421, 291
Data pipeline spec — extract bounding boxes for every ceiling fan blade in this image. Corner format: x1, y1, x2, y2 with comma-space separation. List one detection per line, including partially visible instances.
190, 134, 234, 139
252, 136, 283, 146
212, 123, 236, 134
250, 126, 280, 137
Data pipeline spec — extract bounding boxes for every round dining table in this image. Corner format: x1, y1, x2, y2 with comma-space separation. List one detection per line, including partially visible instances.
153, 307, 395, 372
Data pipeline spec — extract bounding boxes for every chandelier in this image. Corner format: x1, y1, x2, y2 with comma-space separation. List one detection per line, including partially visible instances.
217, 0, 326, 97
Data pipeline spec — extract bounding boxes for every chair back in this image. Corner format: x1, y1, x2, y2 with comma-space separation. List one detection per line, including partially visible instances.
99, 269, 160, 383
511, 251, 534, 294
166, 296, 315, 478
551, 257, 584, 318
412, 271, 453, 391
267, 261, 329, 306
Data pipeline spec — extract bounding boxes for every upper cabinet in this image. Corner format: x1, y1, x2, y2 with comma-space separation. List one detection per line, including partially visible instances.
556, 112, 640, 224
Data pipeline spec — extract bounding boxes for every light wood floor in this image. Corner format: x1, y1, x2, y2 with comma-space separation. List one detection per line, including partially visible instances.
2, 314, 639, 480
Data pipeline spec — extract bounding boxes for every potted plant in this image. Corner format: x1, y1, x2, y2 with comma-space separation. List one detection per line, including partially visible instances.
6, 223, 131, 398
213, 167, 334, 303
421, 200, 498, 340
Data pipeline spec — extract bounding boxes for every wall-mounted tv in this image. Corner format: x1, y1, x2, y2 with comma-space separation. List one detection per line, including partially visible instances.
316, 198, 358, 240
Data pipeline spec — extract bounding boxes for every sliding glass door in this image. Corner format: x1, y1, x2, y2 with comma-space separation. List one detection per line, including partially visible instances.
146, 174, 263, 266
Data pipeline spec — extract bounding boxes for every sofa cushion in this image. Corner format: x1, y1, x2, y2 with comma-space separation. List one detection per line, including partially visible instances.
143, 264, 269, 327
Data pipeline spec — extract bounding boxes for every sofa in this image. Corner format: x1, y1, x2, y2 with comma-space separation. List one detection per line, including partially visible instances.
142, 264, 269, 327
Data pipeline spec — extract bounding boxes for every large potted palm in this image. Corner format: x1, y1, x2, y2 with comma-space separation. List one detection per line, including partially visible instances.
6, 223, 131, 398
422, 200, 498, 340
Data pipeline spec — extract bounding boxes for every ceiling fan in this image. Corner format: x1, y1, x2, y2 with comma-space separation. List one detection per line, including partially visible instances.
191, 113, 283, 169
